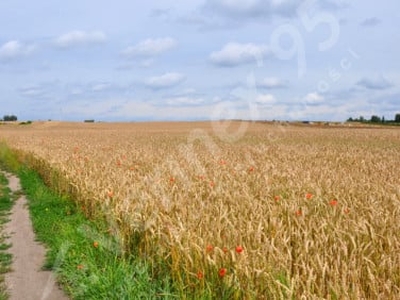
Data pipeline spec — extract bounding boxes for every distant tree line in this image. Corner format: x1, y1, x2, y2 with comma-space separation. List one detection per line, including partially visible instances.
1, 115, 18, 121
347, 113, 400, 124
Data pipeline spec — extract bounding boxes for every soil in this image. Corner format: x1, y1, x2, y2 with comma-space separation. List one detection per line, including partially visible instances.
3, 172, 69, 300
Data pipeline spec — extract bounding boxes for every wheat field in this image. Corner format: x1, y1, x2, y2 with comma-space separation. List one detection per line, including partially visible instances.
1, 121, 399, 298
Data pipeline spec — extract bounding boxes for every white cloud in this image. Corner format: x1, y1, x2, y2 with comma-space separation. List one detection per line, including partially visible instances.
258, 77, 287, 89
18, 85, 45, 98
164, 96, 205, 107
197, 0, 346, 30
304, 92, 324, 104
145, 72, 186, 89
357, 76, 393, 90
256, 94, 276, 105
54, 31, 106, 48
0, 40, 35, 61
91, 82, 111, 92
69, 88, 83, 96
121, 37, 177, 58
139, 59, 155, 68
360, 17, 381, 27
203, 0, 301, 19
210, 42, 269, 67
213, 0, 261, 11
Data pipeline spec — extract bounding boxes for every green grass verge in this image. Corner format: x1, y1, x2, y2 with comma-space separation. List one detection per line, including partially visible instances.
0, 172, 14, 300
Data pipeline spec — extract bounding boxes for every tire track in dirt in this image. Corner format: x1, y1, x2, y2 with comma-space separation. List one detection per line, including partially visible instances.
3, 172, 68, 300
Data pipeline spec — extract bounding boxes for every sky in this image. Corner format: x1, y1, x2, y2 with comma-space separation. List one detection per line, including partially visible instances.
1, 0, 399, 122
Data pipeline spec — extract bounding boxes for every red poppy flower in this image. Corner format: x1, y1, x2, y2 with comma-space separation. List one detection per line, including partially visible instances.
206, 245, 213, 253
218, 268, 227, 278
248, 166, 255, 172
274, 195, 280, 201
93, 241, 99, 248
295, 209, 302, 216
77, 264, 84, 270
329, 199, 338, 207
197, 271, 204, 279
305, 193, 313, 199
235, 246, 244, 253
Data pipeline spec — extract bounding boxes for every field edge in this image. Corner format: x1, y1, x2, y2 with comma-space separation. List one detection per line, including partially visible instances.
0, 142, 178, 299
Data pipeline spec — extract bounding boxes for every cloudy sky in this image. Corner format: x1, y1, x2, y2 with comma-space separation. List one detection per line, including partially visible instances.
1, 1, 399, 122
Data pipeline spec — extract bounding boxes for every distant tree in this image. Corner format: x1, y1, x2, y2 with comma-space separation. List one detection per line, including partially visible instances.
382, 116, 385, 123
347, 117, 354, 122
370, 115, 381, 123
3, 115, 17, 121
395, 113, 400, 123
359, 116, 365, 122
19, 120, 32, 125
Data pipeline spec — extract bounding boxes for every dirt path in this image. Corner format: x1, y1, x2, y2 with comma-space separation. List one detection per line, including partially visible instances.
3, 173, 69, 300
